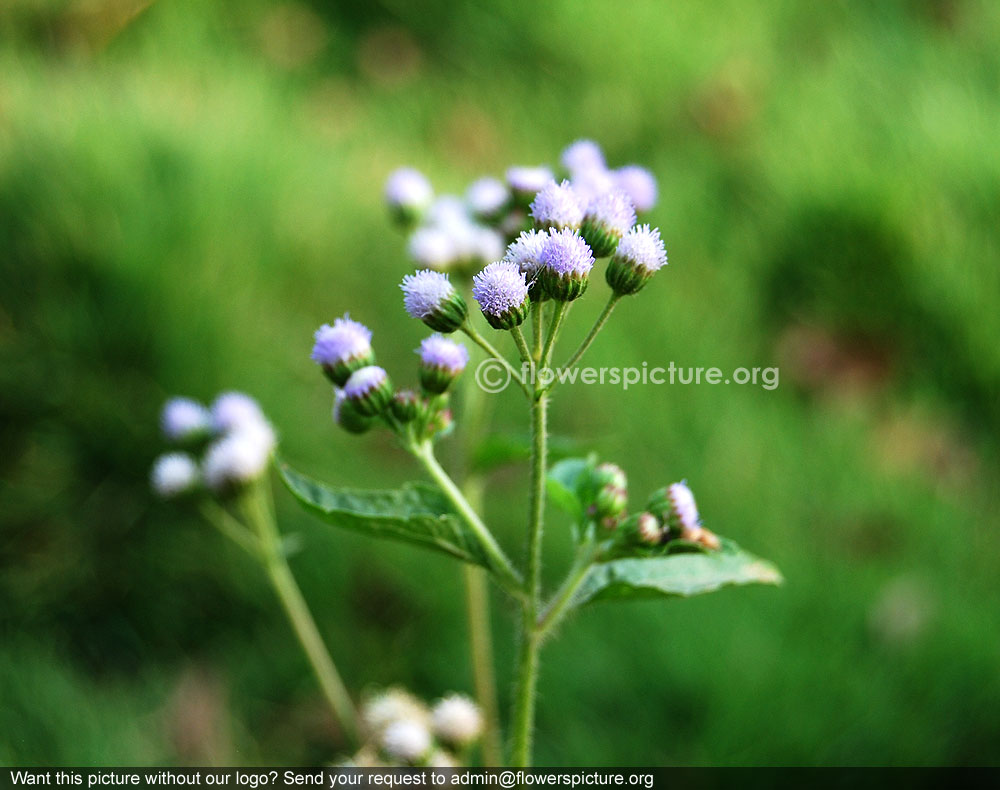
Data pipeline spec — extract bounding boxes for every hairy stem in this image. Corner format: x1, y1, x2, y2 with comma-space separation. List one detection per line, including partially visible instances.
411, 441, 524, 600
540, 301, 570, 368
461, 321, 531, 397
562, 293, 622, 370
531, 301, 543, 362
240, 481, 359, 748
510, 324, 533, 383
510, 391, 548, 766
536, 541, 603, 639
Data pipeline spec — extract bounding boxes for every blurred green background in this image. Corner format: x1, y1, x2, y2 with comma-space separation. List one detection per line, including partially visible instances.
2, 0, 999, 767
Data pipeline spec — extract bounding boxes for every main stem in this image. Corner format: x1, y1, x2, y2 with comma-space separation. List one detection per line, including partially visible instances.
510, 391, 548, 766
243, 482, 359, 748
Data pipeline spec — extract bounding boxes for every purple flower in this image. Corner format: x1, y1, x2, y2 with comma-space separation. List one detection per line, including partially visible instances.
530, 179, 585, 230
615, 165, 658, 212
161, 397, 212, 442
616, 224, 667, 272
561, 139, 606, 175
385, 168, 433, 211
418, 335, 469, 374
503, 230, 548, 277
506, 165, 555, 195
344, 366, 389, 399
408, 227, 456, 271
466, 177, 510, 217
472, 261, 530, 319
586, 189, 636, 234
540, 229, 595, 278
311, 315, 373, 367
202, 428, 275, 491
210, 392, 267, 435
401, 270, 457, 320
668, 481, 700, 533
151, 452, 200, 497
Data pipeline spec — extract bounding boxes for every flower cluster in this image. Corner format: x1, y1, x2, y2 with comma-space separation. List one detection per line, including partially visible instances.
347, 688, 483, 767
627, 480, 720, 550
312, 311, 466, 442
151, 392, 276, 497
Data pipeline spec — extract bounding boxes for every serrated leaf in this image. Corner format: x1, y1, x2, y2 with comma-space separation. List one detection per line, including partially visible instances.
571, 539, 782, 608
546, 456, 595, 519
279, 462, 491, 568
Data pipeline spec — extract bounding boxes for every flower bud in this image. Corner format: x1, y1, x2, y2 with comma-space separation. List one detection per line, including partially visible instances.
430, 407, 454, 438
606, 224, 668, 296
580, 189, 636, 258
506, 165, 554, 209
401, 269, 468, 333
311, 315, 375, 386
151, 452, 200, 498
592, 462, 627, 491
333, 388, 375, 434
538, 229, 594, 302
417, 335, 469, 394
471, 260, 531, 330
390, 389, 421, 424
664, 480, 720, 550
160, 397, 212, 444
385, 168, 433, 228
530, 179, 585, 232
343, 366, 393, 417
635, 511, 664, 545
587, 462, 628, 530
431, 694, 483, 748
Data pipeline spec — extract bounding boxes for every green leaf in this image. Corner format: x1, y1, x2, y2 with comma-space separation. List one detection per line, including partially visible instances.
278, 462, 491, 568
571, 539, 782, 607
546, 456, 596, 519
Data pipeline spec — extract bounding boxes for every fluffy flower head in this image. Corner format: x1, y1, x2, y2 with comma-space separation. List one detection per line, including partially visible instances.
418, 335, 469, 373
151, 452, 200, 497
503, 230, 548, 277
540, 229, 595, 277
210, 392, 267, 435
614, 165, 658, 212
466, 177, 510, 216
471, 261, 530, 317
161, 397, 212, 442
586, 189, 636, 234
668, 481, 700, 532
561, 139, 606, 174
506, 165, 554, 194
616, 224, 667, 272
431, 694, 483, 746
344, 366, 389, 399
530, 179, 585, 229
311, 315, 372, 366
382, 719, 432, 763
401, 270, 457, 319
202, 426, 275, 491
408, 227, 456, 270
385, 168, 433, 210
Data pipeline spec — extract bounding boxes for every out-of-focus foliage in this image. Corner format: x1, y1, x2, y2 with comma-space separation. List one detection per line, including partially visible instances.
1, 0, 999, 766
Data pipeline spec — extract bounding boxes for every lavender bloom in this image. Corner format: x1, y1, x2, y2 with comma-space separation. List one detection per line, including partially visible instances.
408, 227, 457, 271
561, 139, 606, 175
311, 315, 374, 385
343, 365, 393, 416
426, 194, 471, 228
418, 335, 469, 374
606, 223, 667, 295
161, 397, 212, 443
614, 165, 658, 212
471, 260, 531, 329
151, 452, 200, 497
506, 165, 555, 206
570, 166, 617, 205
400, 269, 467, 332
418, 334, 469, 393
466, 177, 510, 219
668, 481, 700, 532
385, 168, 433, 212
503, 229, 548, 277
210, 392, 267, 435
539, 229, 595, 301
530, 179, 585, 231
470, 226, 505, 264
581, 189, 637, 257
202, 426, 276, 492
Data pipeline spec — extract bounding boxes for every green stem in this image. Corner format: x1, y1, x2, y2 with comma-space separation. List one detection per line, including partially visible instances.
462, 321, 531, 397
199, 500, 263, 558
531, 301, 543, 362
561, 293, 622, 370
510, 391, 548, 766
240, 482, 360, 748
536, 542, 603, 639
411, 441, 524, 600
510, 324, 533, 383
540, 301, 570, 368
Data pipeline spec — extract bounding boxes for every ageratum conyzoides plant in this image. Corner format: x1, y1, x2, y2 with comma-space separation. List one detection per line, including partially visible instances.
152, 140, 782, 767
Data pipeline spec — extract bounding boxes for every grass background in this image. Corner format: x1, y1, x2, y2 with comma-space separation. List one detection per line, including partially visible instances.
1, 0, 999, 766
